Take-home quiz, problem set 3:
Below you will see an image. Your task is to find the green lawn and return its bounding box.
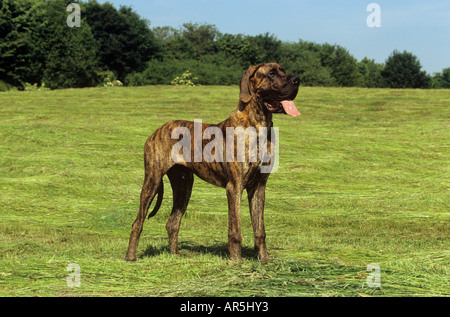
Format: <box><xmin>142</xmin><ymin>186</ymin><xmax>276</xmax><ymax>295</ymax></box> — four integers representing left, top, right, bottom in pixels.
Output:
<box><xmin>0</xmin><ymin>86</ymin><xmax>448</xmax><ymax>297</ymax></box>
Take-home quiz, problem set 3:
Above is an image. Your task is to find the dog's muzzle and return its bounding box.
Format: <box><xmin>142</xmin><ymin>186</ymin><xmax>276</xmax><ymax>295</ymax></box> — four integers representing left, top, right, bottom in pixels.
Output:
<box><xmin>264</xmin><ymin>76</ymin><xmax>301</xmax><ymax>117</ymax></box>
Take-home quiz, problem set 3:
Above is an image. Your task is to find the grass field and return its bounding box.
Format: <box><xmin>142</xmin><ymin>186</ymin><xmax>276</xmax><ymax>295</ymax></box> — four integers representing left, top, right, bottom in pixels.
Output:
<box><xmin>0</xmin><ymin>85</ymin><xmax>448</xmax><ymax>297</ymax></box>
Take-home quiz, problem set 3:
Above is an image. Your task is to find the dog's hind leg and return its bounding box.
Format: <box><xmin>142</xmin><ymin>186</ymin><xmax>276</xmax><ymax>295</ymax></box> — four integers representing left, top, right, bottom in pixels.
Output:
<box><xmin>247</xmin><ymin>183</ymin><xmax>270</xmax><ymax>263</ymax></box>
<box><xmin>125</xmin><ymin>171</ymin><xmax>164</xmax><ymax>261</ymax></box>
<box><xmin>166</xmin><ymin>165</ymin><xmax>194</xmax><ymax>255</ymax></box>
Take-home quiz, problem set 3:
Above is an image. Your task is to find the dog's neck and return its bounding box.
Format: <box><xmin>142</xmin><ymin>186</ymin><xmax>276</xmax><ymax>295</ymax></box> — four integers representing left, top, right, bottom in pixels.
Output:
<box><xmin>232</xmin><ymin>98</ymin><xmax>273</xmax><ymax>129</ymax></box>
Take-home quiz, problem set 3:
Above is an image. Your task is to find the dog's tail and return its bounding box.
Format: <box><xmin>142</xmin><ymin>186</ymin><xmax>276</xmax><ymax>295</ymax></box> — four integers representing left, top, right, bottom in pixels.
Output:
<box><xmin>148</xmin><ymin>182</ymin><xmax>164</xmax><ymax>219</ymax></box>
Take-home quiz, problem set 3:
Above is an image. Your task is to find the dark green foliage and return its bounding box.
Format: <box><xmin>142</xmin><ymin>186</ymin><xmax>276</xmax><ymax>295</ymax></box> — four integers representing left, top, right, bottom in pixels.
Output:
<box><xmin>42</xmin><ymin>0</ymin><xmax>99</xmax><ymax>89</ymax></box>
<box><xmin>181</xmin><ymin>23</ymin><xmax>219</xmax><ymax>59</ymax></box>
<box><xmin>0</xmin><ymin>0</ymin><xmax>101</xmax><ymax>89</ymax></box>
<box><xmin>357</xmin><ymin>58</ymin><xmax>384</xmax><ymax>88</ymax></box>
<box><xmin>0</xmin><ymin>0</ymin><xmax>47</xmax><ymax>87</ymax></box>
<box><xmin>246</xmin><ymin>33</ymin><xmax>282</xmax><ymax>65</ymax></box>
<box><xmin>431</xmin><ymin>68</ymin><xmax>450</xmax><ymax>89</ymax></box>
<box><xmin>442</xmin><ymin>68</ymin><xmax>450</xmax><ymax>88</ymax></box>
<box><xmin>0</xmin><ymin>0</ymin><xmax>160</xmax><ymax>89</ymax></box>
<box><xmin>213</xmin><ymin>33</ymin><xmax>254</xmax><ymax>67</ymax></box>
<box><xmin>318</xmin><ymin>43</ymin><xmax>363</xmax><ymax>87</ymax></box>
<box><xmin>125</xmin><ymin>59</ymin><xmax>242</xmax><ymax>86</ymax></box>
<box><xmin>278</xmin><ymin>42</ymin><xmax>335</xmax><ymax>87</ymax></box>
<box><xmin>83</xmin><ymin>1</ymin><xmax>161</xmax><ymax>81</ymax></box>
<box><xmin>381</xmin><ymin>50</ymin><xmax>431</xmax><ymax>88</ymax></box>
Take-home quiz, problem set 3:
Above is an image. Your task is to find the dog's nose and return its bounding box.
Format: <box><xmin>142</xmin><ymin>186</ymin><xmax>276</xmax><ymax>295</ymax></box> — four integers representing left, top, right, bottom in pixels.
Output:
<box><xmin>290</xmin><ymin>76</ymin><xmax>300</xmax><ymax>86</ymax></box>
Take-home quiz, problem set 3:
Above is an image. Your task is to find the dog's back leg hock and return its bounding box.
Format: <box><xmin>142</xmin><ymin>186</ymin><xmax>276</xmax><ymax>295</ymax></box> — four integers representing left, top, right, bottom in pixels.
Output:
<box><xmin>125</xmin><ymin>173</ymin><xmax>163</xmax><ymax>261</ymax></box>
<box><xmin>166</xmin><ymin>165</ymin><xmax>194</xmax><ymax>255</ymax></box>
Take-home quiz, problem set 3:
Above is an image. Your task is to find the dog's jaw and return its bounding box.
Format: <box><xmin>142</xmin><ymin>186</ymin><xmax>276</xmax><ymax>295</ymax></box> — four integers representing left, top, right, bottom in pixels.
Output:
<box><xmin>264</xmin><ymin>100</ymin><xmax>300</xmax><ymax>117</ymax></box>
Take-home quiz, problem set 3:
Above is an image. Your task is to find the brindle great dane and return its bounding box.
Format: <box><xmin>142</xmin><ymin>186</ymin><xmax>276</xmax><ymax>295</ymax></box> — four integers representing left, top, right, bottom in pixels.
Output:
<box><xmin>125</xmin><ymin>63</ymin><xmax>300</xmax><ymax>263</ymax></box>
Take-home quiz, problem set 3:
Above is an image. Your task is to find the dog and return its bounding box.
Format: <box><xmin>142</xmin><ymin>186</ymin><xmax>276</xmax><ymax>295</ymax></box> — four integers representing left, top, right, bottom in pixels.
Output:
<box><xmin>125</xmin><ymin>63</ymin><xmax>300</xmax><ymax>263</ymax></box>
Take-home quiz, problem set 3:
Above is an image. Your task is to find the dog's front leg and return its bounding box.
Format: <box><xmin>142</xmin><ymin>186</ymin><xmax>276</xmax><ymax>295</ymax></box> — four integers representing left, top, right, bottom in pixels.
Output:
<box><xmin>226</xmin><ymin>182</ymin><xmax>243</xmax><ymax>262</ymax></box>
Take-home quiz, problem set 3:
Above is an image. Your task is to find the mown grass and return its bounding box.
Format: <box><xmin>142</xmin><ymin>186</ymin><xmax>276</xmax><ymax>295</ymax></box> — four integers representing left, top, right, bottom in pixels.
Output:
<box><xmin>0</xmin><ymin>86</ymin><xmax>448</xmax><ymax>297</ymax></box>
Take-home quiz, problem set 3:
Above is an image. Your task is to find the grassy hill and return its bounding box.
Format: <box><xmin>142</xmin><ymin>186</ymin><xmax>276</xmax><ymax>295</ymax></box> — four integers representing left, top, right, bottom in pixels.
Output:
<box><xmin>0</xmin><ymin>86</ymin><xmax>448</xmax><ymax>297</ymax></box>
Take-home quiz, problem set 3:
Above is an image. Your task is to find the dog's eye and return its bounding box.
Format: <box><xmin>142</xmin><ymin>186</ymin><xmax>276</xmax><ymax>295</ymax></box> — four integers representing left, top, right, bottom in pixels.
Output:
<box><xmin>268</xmin><ymin>69</ymin><xmax>277</xmax><ymax>77</ymax></box>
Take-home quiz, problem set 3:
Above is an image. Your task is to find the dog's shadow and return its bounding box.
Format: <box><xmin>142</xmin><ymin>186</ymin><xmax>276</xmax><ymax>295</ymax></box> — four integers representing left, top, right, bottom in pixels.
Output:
<box><xmin>141</xmin><ymin>241</ymin><xmax>257</xmax><ymax>260</ymax></box>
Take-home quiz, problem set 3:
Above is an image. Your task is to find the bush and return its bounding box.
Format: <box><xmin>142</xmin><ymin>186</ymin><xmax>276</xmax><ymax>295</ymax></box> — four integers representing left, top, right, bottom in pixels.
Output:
<box><xmin>23</xmin><ymin>83</ymin><xmax>50</xmax><ymax>91</ymax></box>
<box><xmin>171</xmin><ymin>70</ymin><xmax>198</xmax><ymax>86</ymax></box>
<box><xmin>0</xmin><ymin>81</ymin><xmax>17</xmax><ymax>92</ymax></box>
<box><xmin>125</xmin><ymin>59</ymin><xmax>243</xmax><ymax>86</ymax></box>
<box><xmin>98</xmin><ymin>71</ymin><xmax>123</xmax><ymax>87</ymax></box>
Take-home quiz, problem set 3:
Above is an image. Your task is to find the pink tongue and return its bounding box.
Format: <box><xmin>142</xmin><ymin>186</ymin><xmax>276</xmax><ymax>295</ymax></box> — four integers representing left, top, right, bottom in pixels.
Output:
<box><xmin>281</xmin><ymin>100</ymin><xmax>301</xmax><ymax>117</ymax></box>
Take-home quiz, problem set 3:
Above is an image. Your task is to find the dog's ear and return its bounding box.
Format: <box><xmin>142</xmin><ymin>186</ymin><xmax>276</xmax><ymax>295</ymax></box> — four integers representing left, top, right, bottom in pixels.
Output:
<box><xmin>239</xmin><ymin>64</ymin><xmax>261</xmax><ymax>111</ymax></box>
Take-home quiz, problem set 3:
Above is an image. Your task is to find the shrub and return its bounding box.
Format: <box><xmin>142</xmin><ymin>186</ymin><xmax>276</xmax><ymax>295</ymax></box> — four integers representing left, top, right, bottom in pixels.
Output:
<box><xmin>170</xmin><ymin>70</ymin><xmax>198</xmax><ymax>86</ymax></box>
<box><xmin>0</xmin><ymin>81</ymin><xmax>17</xmax><ymax>92</ymax></box>
<box><xmin>23</xmin><ymin>83</ymin><xmax>50</xmax><ymax>91</ymax></box>
<box><xmin>125</xmin><ymin>59</ymin><xmax>243</xmax><ymax>86</ymax></box>
<box><xmin>98</xmin><ymin>71</ymin><xmax>123</xmax><ymax>87</ymax></box>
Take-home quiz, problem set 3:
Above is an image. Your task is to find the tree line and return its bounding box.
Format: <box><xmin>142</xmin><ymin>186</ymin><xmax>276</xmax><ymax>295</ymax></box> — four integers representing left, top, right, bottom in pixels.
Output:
<box><xmin>1</xmin><ymin>0</ymin><xmax>449</xmax><ymax>91</ymax></box>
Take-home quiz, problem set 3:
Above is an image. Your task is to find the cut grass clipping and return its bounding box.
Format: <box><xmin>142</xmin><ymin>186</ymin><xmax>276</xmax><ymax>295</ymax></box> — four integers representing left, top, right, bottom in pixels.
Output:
<box><xmin>0</xmin><ymin>86</ymin><xmax>448</xmax><ymax>296</ymax></box>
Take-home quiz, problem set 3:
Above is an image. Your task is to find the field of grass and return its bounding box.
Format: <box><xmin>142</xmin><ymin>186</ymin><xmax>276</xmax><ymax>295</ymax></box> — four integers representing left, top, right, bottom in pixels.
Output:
<box><xmin>0</xmin><ymin>85</ymin><xmax>448</xmax><ymax>297</ymax></box>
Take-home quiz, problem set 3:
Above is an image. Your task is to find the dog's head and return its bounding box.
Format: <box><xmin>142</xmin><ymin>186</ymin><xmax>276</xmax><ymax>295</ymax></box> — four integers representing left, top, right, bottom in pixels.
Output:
<box><xmin>239</xmin><ymin>63</ymin><xmax>300</xmax><ymax>117</ymax></box>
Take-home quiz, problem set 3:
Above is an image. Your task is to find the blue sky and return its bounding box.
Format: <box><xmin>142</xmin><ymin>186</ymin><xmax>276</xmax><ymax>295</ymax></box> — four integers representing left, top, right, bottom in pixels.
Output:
<box><xmin>98</xmin><ymin>0</ymin><xmax>450</xmax><ymax>74</ymax></box>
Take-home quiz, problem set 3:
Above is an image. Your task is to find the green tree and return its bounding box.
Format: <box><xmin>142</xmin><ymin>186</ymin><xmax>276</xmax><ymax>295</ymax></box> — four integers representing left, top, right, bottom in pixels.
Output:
<box><xmin>319</xmin><ymin>43</ymin><xmax>363</xmax><ymax>87</ymax></box>
<box><xmin>0</xmin><ymin>0</ymin><xmax>46</xmax><ymax>87</ymax></box>
<box><xmin>431</xmin><ymin>73</ymin><xmax>442</xmax><ymax>89</ymax></box>
<box><xmin>182</xmin><ymin>23</ymin><xmax>219</xmax><ymax>59</ymax></box>
<box><xmin>246</xmin><ymin>33</ymin><xmax>282</xmax><ymax>65</ymax></box>
<box><xmin>42</xmin><ymin>0</ymin><xmax>99</xmax><ymax>89</ymax></box>
<box><xmin>431</xmin><ymin>68</ymin><xmax>450</xmax><ymax>89</ymax></box>
<box><xmin>381</xmin><ymin>50</ymin><xmax>431</xmax><ymax>88</ymax></box>
<box><xmin>442</xmin><ymin>68</ymin><xmax>450</xmax><ymax>88</ymax></box>
<box><xmin>279</xmin><ymin>42</ymin><xmax>334</xmax><ymax>86</ymax></box>
<box><xmin>358</xmin><ymin>57</ymin><xmax>384</xmax><ymax>88</ymax></box>
<box><xmin>153</xmin><ymin>26</ymin><xmax>193</xmax><ymax>60</ymax></box>
<box><xmin>83</xmin><ymin>1</ymin><xmax>161</xmax><ymax>81</ymax></box>
<box><xmin>213</xmin><ymin>33</ymin><xmax>257</xmax><ymax>68</ymax></box>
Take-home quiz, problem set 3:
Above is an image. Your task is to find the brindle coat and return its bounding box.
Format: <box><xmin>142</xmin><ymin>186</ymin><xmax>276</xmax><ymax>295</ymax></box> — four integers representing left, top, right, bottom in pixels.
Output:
<box><xmin>125</xmin><ymin>63</ymin><xmax>300</xmax><ymax>263</ymax></box>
